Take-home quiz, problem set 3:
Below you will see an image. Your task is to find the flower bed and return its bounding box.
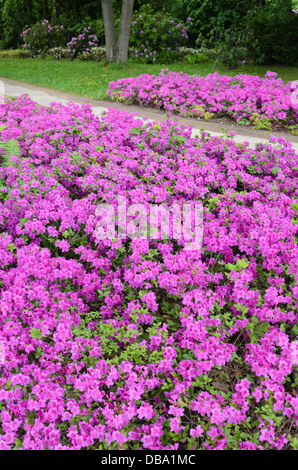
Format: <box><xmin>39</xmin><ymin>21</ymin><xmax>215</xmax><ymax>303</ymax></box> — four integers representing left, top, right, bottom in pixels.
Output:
<box><xmin>0</xmin><ymin>96</ymin><xmax>298</xmax><ymax>450</ymax></box>
<box><xmin>107</xmin><ymin>70</ymin><xmax>298</xmax><ymax>134</ymax></box>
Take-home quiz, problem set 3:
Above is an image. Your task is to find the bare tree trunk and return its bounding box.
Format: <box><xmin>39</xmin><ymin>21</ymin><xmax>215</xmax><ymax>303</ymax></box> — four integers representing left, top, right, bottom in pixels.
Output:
<box><xmin>116</xmin><ymin>0</ymin><xmax>135</xmax><ymax>64</ymax></box>
<box><xmin>101</xmin><ymin>0</ymin><xmax>117</xmax><ymax>62</ymax></box>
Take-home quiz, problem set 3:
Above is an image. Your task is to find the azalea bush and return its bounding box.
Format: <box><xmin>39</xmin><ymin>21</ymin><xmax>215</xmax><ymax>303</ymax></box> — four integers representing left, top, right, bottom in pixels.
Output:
<box><xmin>21</xmin><ymin>19</ymin><xmax>64</xmax><ymax>56</ymax></box>
<box><xmin>0</xmin><ymin>95</ymin><xmax>297</xmax><ymax>450</ymax></box>
<box><xmin>108</xmin><ymin>70</ymin><xmax>298</xmax><ymax>133</ymax></box>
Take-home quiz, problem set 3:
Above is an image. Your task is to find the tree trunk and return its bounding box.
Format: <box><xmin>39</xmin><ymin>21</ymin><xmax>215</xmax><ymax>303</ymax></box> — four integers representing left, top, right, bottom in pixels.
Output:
<box><xmin>116</xmin><ymin>0</ymin><xmax>135</xmax><ymax>64</ymax></box>
<box><xmin>101</xmin><ymin>0</ymin><xmax>117</xmax><ymax>62</ymax></box>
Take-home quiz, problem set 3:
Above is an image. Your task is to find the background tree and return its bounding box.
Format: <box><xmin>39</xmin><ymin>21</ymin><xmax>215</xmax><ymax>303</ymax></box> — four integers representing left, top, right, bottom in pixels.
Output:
<box><xmin>101</xmin><ymin>0</ymin><xmax>134</xmax><ymax>64</ymax></box>
<box><xmin>0</xmin><ymin>0</ymin><xmax>297</xmax><ymax>66</ymax></box>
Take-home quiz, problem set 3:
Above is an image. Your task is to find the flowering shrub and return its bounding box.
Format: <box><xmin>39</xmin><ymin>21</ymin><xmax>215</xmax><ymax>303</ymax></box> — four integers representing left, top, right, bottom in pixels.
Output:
<box><xmin>67</xmin><ymin>27</ymin><xmax>99</xmax><ymax>58</ymax></box>
<box><xmin>179</xmin><ymin>46</ymin><xmax>216</xmax><ymax>60</ymax></box>
<box><xmin>247</xmin><ymin>4</ymin><xmax>298</xmax><ymax>66</ymax></box>
<box><xmin>21</xmin><ymin>20</ymin><xmax>64</xmax><ymax>56</ymax></box>
<box><xmin>178</xmin><ymin>47</ymin><xmax>217</xmax><ymax>65</ymax></box>
<box><xmin>48</xmin><ymin>47</ymin><xmax>74</xmax><ymax>61</ymax></box>
<box><xmin>47</xmin><ymin>46</ymin><xmax>107</xmax><ymax>62</ymax></box>
<box><xmin>211</xmin><ymin>26</ymin><xmax>263</xmax><ymax>69</ymax></box>
<box><xmin>0</xmin><ymin>49</ymin><xmax>32</xmax><ymax>59</ymax></box>
<box><xmin>184</xmin><ymin>53</ymin><xmax>209</xmax><ymax>65</ymax></box>
<box><xmin>77</xmin><ymin>47</ymin><xmax>107</xmax><ymax>62</ymax></box>
<box><xmin>129</xmin><ymin>5</ymin><xmax>192</xmax><ymax>64</ymax></box>
<box><xmin>0</xmin><ymin>95</ymin><xmax>297</xmax><ymax>450</ymax></box>
<box><xmin>108</xmin><ymin>70</ymin><xmax>298</xmax><ymax>133</ymax></box>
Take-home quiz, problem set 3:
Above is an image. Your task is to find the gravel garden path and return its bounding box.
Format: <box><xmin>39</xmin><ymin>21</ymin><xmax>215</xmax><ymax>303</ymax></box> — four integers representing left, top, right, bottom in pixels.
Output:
<box><xmin>1</xmin><ymin>76</ymin><xmax>298</xmax><ymax>152</ymax></box>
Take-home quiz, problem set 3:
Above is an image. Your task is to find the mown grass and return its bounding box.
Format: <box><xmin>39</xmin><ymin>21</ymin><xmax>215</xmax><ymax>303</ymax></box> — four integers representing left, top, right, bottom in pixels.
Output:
<box><xmin>0</xmin><ymin>55</ymin><xmax>297</xmax><ymax>101</ymax></box>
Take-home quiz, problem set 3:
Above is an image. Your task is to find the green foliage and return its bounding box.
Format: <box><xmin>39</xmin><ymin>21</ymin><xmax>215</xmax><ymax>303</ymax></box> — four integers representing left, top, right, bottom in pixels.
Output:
<box><xmin>77</xmin><ymin>47</ymin><xmax>107</xmax><ymax>62</ymax></box>
<box><xmin>0</xmin><ymin>0</ymin><xmax>37</xmax><ymax>49</ymax></box>
<box><xmin>211</xmin><ymin>25</ymin><xmax>262</xmax><ymax>69</ymax></box>
<box><xmin>0</xmin><ymin>0</ymin><xmax>297</xmax><ymax>68</ymax></box>
<box><xmin>72</xmin><ymin>311</ymin><xmax>169</xmax><ymax>367</ymax></box>
<box><xmin>178</xmin><ymin>46</ymin><xmax>217</xmax><ymax>62</ymax></box>
<box><xmin>182</xmin><ymin>0</ymin><xmax>251</xmax><ymax>47</ymax></box>
<box><xmin>247</xmin><ymin>1</ymin><xmax>298</xmax><ymax>66</ymax></box>
<box><xmin>226</xmin><ymin>258</ymin><xmax>249</xmax><ymax>272</ymax></box>
<box><xmin>0</xmin><ymin>0</ymin><xmax>105</xmax><ymax>50</ymax></box>
<box><xmin>78</xmin><ymin>47</ymin><xmax>106</xmax><ymax>62</ymax></box>
<box><xmin>29</xmin><ymin>327</ymin><xmax>43</xmax><ymax>340</ymax></box>
<box><xmin>289</xmin><ymin>124</ymin><xmax>298</xmax><ymax>135</ymax></box>
<box><xmin>57</xmin><ymin>15</ymin><xmax>104</xmax><ymax>47</ymax></box>
<box><xmin>129</xmin><ymin>4</ymin><xmax>190</xmax><ymax>64</ymax></box>
<box><xmin>0</xmin><ymin>48</ymin><xmax>31</xmax><ymax>58</ymax></box>
<box><xmin>184</xmin><ymin>52</ymin><xmax>209</xmax><ymax>64</ymax></box>
<box><xmin>246</xmin><ymin>316</ymin><xmax>270</xmax><ymax>343</ymax></box>
<box><xmin>21</xmin><ymin>19</ymin><xmax>64</xmax><ymax>56</ymax></box>
<box><xmin>250</xmin><ymin>112</ymin><xmax>273</xmax><ymax>130</ymax></box>
<box><xmin>0</xmin><ymin>125</ymin><xmax>21</xmax><ymax>167</ymax></box>
<box><xmin>47</xmin><ymin>47</ymin><xmax>74</xmax><ymax>60</ymax></box>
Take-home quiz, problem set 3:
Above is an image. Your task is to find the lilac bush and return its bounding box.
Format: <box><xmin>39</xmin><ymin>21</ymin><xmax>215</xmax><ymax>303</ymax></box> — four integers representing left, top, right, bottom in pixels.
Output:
<box><xmin>0</xmin><ymin>95</ymin><xmax>297</xmax><ymax>450</ymax></box>
<box><xmin>108</xmin><ymin>70</ymin><xmax>298</xmax><ymax>133</ymax></box>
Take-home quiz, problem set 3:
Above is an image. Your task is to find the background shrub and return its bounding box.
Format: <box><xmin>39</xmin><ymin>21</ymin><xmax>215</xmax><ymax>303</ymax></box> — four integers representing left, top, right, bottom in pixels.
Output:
<box><xmin>183</xmin><ymin>51</ymin><xmax>210</xmax><ymax>64</ymax></box>
<box><xmin>0</xmin><ymin>48</ymin><xmax>32</xmax><ymax>59</ymax></box>
<box><xmin>129</xmin><ymin>4</ymin><xmax>191</xmax><ymax>64</ymax></box>
<box><xmin>0</xmin><ymin>0</ymin><xmax>297</xmax><ymax>67</ymax></box>
<box><xmin>160</xmin><ymin>0</ymin><xmax>250</xmax><ymax>49</ymax></box>
<box><xmin>76</xmin><ymin>46</ymin><xmax>106</xmax><ymax>62</ymax></box>
<box><xmin>59</xmin><ymin>17</ymin><xmax>105</xmax><ymax>47</ymax></box>
<box><xmin>47</xmin><ymin>47</ymin><xmax>74</xmax><ymax>60</ymax></box>
<box><xmin>210</xmin><ymin>25</ymin><xmax>263</xmax><ymax>69</ymax></box>
<box><xmin>179</xmin><ymin>46</ymin><xmax>217</xmax><ymax>63</ymax></box>
<box><xmin>247</xmin><ymin>4</ymin><xmax>298</xmax><ymax>66</ymax></box>
<box><xmin>21</xmin><ymin>19</ymin><xmax>64</xmax><ymax>56</ymax></box>
<box><xmin>67</xmin><ymin>27</ymin><xmax>99</xmax><ymax>58</ymax></box>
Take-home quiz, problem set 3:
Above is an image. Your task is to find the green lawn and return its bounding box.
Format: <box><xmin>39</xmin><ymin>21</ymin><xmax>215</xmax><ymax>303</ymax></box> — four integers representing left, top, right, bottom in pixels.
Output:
<box><xmin>0</xmin><ymin>56</ymin><xmax>298</xmax><ymax>100</ymax></box>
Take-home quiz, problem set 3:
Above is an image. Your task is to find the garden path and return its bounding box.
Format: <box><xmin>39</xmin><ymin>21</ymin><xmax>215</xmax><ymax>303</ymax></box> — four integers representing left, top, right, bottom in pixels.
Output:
<box><xmin>1</xmin><ymin>76</ymin><xmax>298</xmax><ymax>152</ymax></box>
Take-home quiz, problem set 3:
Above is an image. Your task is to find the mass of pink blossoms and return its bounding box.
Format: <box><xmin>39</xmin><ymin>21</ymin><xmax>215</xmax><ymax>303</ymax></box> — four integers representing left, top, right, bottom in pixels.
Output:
<box><xmin>108</xmin><ymin>70</ymin><xmax>298</xmax><ymax>131</ymax></box>
<box><xmin>0</xmin><ymin>95</ymin><xmax>297</xmax><ymax>450</ymax></box>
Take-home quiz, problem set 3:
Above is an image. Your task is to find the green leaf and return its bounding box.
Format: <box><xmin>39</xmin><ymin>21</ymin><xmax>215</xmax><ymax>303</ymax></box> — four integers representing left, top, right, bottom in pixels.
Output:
<box><xmin>29</xmin><ymin>327</ymin><xmax>42</xmax><ymax>340</ymax></box>
<box><xmin>0</xmin><ymin>139</ymin><xmax>21</xmax><ymax>167</ymax></box>
<box><xmin>19</xmin><ymin>218</ymin><xmax>28</xmax><ymax>228</ymax></box>
<box><xmin>13</xmin><ymin>438</ymin><xmax>22</xmax><ymax>450</ymax></box>
<box><xmin>226</xmin><ymin>258</ymin><xmax>249</xmax><ymax>272</ymax></box>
